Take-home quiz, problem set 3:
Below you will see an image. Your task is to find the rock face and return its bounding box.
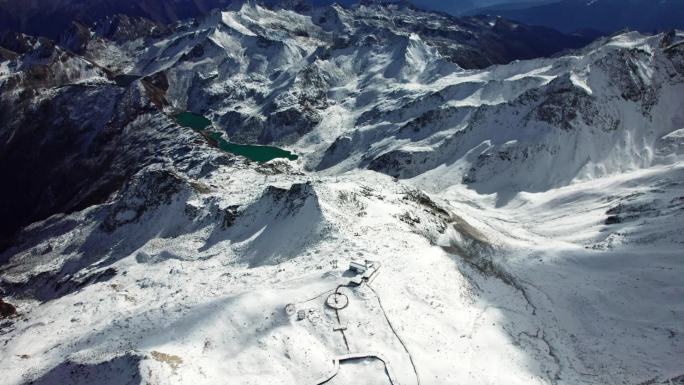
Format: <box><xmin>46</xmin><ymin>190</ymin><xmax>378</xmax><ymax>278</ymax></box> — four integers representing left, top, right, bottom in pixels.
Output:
<box><xmin>0</xmin><ymin>6</ymin><xmax>682</xmax><ymax>248</ymax></box>
<box><xmin>0</xmin><ymin>0</ymin><xmax>234</xmax><ymax>39</ymax></box>
<box><xmin>0</xmin><ymin>2</ymin><xmax>608</xmax><ymax>247</ymax></box>
<box><xmin>0</xmin><ymin>7</ymin><xmax>683</xmax><ymax>385</ymax></box>
<box><xmin>362</xmin><ymin>32</ymin><xmax>684</xmax><ymax>196</ymax></box>
<box><xmin>0</xmin><ymin>33</ymin><xmax>223</xmax><ymax>249</ymax></box>
<box><xmin>350</xmin><ymin>5</ymin><xmax>594</xmax><ymax>69</ymax></box>
<box><xmin>101</xmin><ymin>168</ymin><xmax>190</xmax><ymax>233</ymax></box>
<box><xmin>0</xmin><ymin>79</ymin><xmax>211</xmax><ymax>249</ymax></box>
<box><xmin>93</xmin><ymin>14</ymin><xmax>170</xmax><ymax>43</ymax></box>
<box><xmin>0</xmin><ymin>298</ymin><xmax>16</xmax><ymax>318</ymax></box>
<box><xmin>22</xmin><ymin>354</ymin><xmax>142</xmax><ymax>385</ymax></box>
<box><xmin>0</xmin><ymin>4</ymin><xmax>682</xmax><ymax>248</ymax></box>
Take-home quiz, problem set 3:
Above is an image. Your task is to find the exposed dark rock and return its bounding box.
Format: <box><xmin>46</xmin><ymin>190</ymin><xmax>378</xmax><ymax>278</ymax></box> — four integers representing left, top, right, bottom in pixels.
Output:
<box><xmin>605</xmin><ymin>215</ymin><xmax>624</xmax><ymax>225</ymax></box>
<box><xmin>93</xmin><ymin>14</ymin><xmax>170</xmax><ymax>42</ymax></box>
<box><xmin>0</xmin><ymin>52</ymin><xmax>212</xmax><ymax>250</ymax></box>
<box><xmin>402</xmin><ymin>189</ymin><xmax>450</xmax><ymax>218</ymax></box>
<box><xmin>59</xmin><ymin>21</ymin><xmax>91</xmax><ymax>54</ymax></box>
<box><xmin>368</xmin><ymin>150</ymin><xmax>420</xmax><ymax>179</ymax></box>
<box><xmin>0</xmin><ymin>298</ymin><xmax>16</xmax><ymax>318</ymax></box>
<box><xmin>101</xmin><ymin>168</ymin><xmax>188</xmax><ymax>232</ymax></box>
<box><xmin>257</xmin><ymin>159</ymin><xmax>301</xmax><ymax>175</ymax></box>
<box><xmin>143</xmin><ymin>71</ymin><xmax>169</xmax><ymax>92</ymax></box>
<box><xmin>221</xmin><ymin>205</ymin><xmax>241</xmax><ymax>229</ymax></box>
<box><xmin>0</xmin><ymin>0</ymin><xmax>231</xmax><ymax>40</ymax></box>
<box><xmin>0</xmin><ymin>31</ymin><xmax>37</xmax><ymax>55</ymax></box>
<box><xmin>179</xmin><ymin>44</ymin><xmax>205</xmax><ymax>62</ymax></box>
<box><xmin>23</xmin><ymin>354</ymin><xmax>142</xmax><ymax>385</ymax></box>
<box><xmin>317</xmin><ymin>136</ymin><xmax>354</xmax><ymax>171</ymax></box>
<box><xmin>261</xmin><ymin>182</ymin><xmax>318</xmax><ymax>217</ymax></box>
<box><xmin>0</xmin><ymin>46</ymin><xmax>18</xmax><ymax>61</ymax></box>
<box><xmin>53</xmin><ymin>268</ymin><xmax>118</xmax><ymax>298</ymax></box>
<box><xmin>329</xmin><ymin>3</ymin><xmax>595</xmax><ymax>70</ymax></box>
<box><xmin>595</xmin><ymin>48</ymin><xmax>658</xmax><ymax>112</ymax></box>
<box><xmin>141</xmin><ymin>72</ymin><xmax>170</xmax><ymax>108</ymax></box>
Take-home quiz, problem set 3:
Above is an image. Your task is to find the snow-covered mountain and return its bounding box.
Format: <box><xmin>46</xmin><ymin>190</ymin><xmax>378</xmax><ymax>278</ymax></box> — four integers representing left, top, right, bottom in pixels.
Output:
<box><xmin>408</xmin><ymin>0</ymin><xmax>558</xmax><ymax>16</ymax></box>
<box><xmin>0</xmin><ymin>2</ymin><xmax>595</xmax><ymax>244</ymax></box>
<box><xmin>0</xmin><ymin>0</ymin><xmax>236</xmax><ymax>39</ymax></box>
<box><xmin>0</xmin><ymin>2</ymin><xmax>683</xmax><ymax>385</ymax></box>
<box><xmin>470</xmin><ymin>0</ymin><xmax>684</xmax><ymax>33</ymax></box>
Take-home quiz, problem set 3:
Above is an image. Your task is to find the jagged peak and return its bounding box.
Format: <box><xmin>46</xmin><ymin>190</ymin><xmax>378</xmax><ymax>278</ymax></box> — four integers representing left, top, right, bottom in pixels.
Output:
<box><xmin>93</xmin><ymin>14</ymin><xmax>170</xmax><ymax>42</ymax></box>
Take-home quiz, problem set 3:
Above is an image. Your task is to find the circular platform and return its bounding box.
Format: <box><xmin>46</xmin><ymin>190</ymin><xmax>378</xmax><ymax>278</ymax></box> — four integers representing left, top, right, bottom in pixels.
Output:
<box><xmin>326</xmin><ymin>293</ymin><xmax>349</xmax><ymax>310</ymax></box>
<box><xmin>285</xmin><ymin>303</ymin><xmax>296</xmax><ymax>315</ymax></box>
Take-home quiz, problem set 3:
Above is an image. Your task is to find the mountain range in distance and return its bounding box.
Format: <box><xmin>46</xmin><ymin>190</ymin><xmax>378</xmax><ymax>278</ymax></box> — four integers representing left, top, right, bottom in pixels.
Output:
<box><xmin>467</xmin><ymin>0</ymin><xmax>684</xmax><ymax>33</ymax></box>
<box><xmin>0</xmin><ymin>0</ymin><xmax>683</xmax><ymax>384</ymax></box>
<box><xmin>0</xmin><ymin>1</ymin><xmax>598</xmax><ymax>246</ymax></box>
<box><xmin>1</xmin><ymin>0</ymin><xmax>683</xmax><ymax>41</ymax></box>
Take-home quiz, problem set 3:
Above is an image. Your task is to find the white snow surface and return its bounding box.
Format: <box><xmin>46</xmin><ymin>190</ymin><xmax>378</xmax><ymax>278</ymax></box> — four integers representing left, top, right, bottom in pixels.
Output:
<box><xmin>1</xmin><ymin>164</ymin><xmax>682</xmax><ymax>385</ymax></box>
<box><xmin>1</xmin><ymin>6</ymin><xmax>683</xmax><ymax>385</ymax></box>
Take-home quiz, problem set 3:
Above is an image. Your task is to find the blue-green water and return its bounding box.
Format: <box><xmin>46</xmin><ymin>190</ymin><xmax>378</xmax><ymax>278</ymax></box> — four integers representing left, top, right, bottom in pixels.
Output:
<box><xmin>175</xmin><ymin>112</ymin><xmax>212</xmax><ymax>130</ymax></box>
<box><xmin>174</xmin><ymin>112</ymin><xmax>298</xmax><ymax>163</ymax></box>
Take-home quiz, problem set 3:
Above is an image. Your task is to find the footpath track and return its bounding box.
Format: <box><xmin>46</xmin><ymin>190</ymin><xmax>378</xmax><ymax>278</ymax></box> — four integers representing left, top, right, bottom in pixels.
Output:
<box><xmin>305</xmin><ymin>262</ymin><xmax>421</xmax><ymax>385</ymax></box>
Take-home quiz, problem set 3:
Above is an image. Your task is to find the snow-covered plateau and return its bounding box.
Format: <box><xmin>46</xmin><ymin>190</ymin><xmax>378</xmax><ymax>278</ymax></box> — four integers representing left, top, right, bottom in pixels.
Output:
<box><xmin>0</xmin><ymin>3</ymin><xmax>683</xmax><ymax>385</ymax></box>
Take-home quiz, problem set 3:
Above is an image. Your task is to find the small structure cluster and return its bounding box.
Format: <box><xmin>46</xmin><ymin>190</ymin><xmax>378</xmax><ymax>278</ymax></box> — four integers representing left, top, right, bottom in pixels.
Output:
<box><xmin>349</xmin><ymin>261</ymin><xmax>368</xmax><ymax>274</ymax></box>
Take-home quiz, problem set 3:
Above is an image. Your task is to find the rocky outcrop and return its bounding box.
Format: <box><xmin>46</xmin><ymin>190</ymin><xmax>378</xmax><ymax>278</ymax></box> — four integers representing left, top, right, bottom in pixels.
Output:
<box><xmin>394</xmin><ymin>11</ymin><xmax>594</xmax><ymax>69</ymax></box>
<box><xmin>101</xmin><ymin>168</ymin><xmax>189</xmax><ymax>232</ymax></box>
<box><xmin>0</xmin><ymin>54</ymin><xmax>211</xmax><ymax>249</ymax></box>
<box><xmin>23</xmin><ymin>354</ymin><xmax>142</xmax><ymax>385</ymax></box>
<box><xmin>93</xmin><ymin>14</ymin><xmax>170</xmax><ymax>42</ymax></box>
<box><xmin>0</xmin><ymin>298</ymin><xmax>16</xmax><ymax>318</ymax></box>
<box><xmin>59</xmin><ymin>21</ymin><xmax>92</xmax><ymax>54</ymax></box>
<box><xmin>0</xmin><ymin>0</ymin><xmax>232</xmax><ymax>39</ymax></box>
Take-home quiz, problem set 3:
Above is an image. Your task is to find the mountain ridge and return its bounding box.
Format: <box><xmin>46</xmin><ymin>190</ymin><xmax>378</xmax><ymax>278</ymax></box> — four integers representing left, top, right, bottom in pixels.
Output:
<box><xmin>0</xmin><ymin>3</ymin><xmax>683</xmax><ymax>385</ymax></box>
<box><xmin>468</xmin><ymin>0</ymin><xmax>684</xmax><ymax>33</ymax></box>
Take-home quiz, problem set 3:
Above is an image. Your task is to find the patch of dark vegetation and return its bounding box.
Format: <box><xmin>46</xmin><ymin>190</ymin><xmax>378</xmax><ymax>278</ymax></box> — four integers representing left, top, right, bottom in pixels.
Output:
<box><xmin>359</xmin><ymin>185</ymin><xmax>377</xmax><ymax>199</ymax></box>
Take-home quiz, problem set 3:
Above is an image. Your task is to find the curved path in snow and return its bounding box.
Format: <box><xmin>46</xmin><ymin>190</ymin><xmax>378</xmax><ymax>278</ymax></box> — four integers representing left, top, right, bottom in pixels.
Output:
<box><xmin>311</xmin><ymin>262</ymin><xmax>421</xmax><ymax>385</ymax></box>
<box><xmin>314</xmin><ymin>352</ymin><xmax>398</xmax><ymax>385</ymax></box>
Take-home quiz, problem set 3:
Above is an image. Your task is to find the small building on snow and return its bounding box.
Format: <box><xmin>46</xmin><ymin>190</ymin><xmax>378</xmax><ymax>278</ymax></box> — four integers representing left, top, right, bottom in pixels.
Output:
<box><xmin>349</xmin><ymin>261</ymin><xmax>368</xmax><ymax>274</ymax></box>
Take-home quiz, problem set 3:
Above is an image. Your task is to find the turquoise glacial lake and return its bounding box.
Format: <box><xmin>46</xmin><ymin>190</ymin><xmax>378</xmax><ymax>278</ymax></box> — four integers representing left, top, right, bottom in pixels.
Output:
<box><xmin>174</xmin><ymin>112</ymin><xmax>298</xmax><ymax>163</ymax></box>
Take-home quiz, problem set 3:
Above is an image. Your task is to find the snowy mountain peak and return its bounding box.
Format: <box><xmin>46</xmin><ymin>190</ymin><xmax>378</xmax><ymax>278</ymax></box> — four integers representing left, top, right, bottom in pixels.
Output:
<box><xmin>0</xmin><ymin>4</ymin><xmax>683</xmax><ymax>385</ymax></box>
